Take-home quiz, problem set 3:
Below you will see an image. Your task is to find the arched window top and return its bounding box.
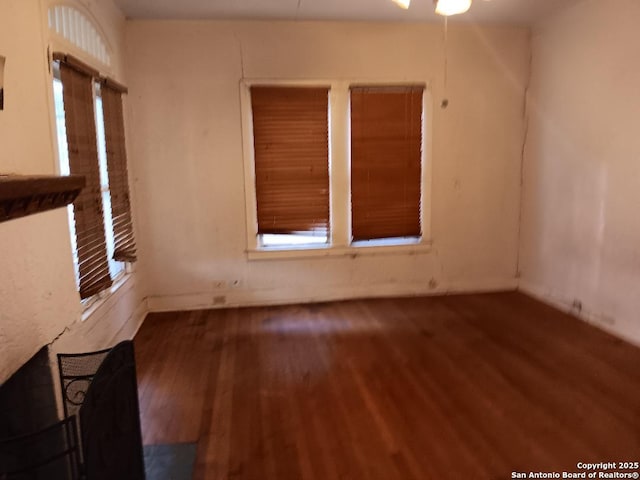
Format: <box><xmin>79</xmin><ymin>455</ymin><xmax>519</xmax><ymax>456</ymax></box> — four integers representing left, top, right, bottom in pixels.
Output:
<box><xmin>48</xmin><ymin>5</ymin><xmax>111</xmax><ymax>67</ymax></box>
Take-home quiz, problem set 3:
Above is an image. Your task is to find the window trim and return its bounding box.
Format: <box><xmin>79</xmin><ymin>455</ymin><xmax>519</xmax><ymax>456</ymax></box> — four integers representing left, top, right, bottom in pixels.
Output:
<box><xmin>240</xmin><ymin>78</ymin><xmax>434</xmax><ymax>260</ymax></box>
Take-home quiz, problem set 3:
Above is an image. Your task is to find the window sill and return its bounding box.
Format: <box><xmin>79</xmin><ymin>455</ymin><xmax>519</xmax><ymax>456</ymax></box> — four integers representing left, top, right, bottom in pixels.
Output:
<box><xmin>247</xmin><ymin>239</ymin><xmax>433</xmax><ymax>261</ymax></box>
<box><xmin>81</xmin><ymin>272</ymin><xmax>132</xmax><ymax>322</ymax></box>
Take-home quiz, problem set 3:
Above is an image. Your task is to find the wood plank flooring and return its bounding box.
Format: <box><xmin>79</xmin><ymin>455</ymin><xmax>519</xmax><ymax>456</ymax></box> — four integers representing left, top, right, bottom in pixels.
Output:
<box><xmin>134</xmin><ymin>292</ymin><xmax>640</xmax><ymax>480</ymax></box>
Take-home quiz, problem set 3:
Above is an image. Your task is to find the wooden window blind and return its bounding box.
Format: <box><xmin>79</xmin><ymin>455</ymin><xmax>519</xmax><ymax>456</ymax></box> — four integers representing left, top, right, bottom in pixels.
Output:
<box><xmin>250</xmin><ymin>86</ymin><xmax>330</xmax><ymax>236</ymax></box>
<box><xmin>350</xmin><ymin>86</ymin><xmax>423</xmax><ymax>241</ymax></box>
<box><xmin>101</xmin><ymin>79</ymin><xmax>137</xmax><ymax>262</ymax></box>
<box><xmin>59</xmin><ymin>60</ymin><xmax>112</xmax><ymax>299</ymax></box>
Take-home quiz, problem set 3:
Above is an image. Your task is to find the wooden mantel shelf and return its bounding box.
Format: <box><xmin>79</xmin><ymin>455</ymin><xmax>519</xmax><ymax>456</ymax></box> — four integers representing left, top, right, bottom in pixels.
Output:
<box><xmin>0</xmin><ymin>175</ymin><xmax>85</xmax><ymax>223</ymax></box>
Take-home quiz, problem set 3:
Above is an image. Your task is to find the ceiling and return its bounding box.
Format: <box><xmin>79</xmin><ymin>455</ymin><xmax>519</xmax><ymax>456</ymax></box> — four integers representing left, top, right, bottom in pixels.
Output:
<box><xmin>114</xmin><ymin>0</ymin><xmax>583</xmax><ymax>25</ymax></box>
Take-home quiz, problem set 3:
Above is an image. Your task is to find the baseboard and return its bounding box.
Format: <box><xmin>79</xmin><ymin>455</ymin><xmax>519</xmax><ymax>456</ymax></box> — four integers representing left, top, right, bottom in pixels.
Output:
<box><xmin>518</xmin><ymin>279</ymin><xmax>640</xmax><ymax>348</ymax></box>
<box><xmin>147</xmin><ymin>277</ymin><xmax>519</xmax><ymax>313</ymax></box>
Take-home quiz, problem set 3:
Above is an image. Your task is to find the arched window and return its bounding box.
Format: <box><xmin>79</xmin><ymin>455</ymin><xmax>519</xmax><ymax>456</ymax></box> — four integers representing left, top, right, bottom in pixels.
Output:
<box><xmin>48</xmin><ymin>5</ymin><xmax>136</xmax><ymax>304</ymax></box>
<box><xmin>48</xmin><ymin>4</ymin><xmax>111</xmax><ymax>67</ymax></box>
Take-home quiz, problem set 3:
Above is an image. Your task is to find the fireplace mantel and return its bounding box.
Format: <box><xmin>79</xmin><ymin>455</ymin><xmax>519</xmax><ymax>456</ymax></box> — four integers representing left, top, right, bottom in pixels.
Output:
<box><xmin>0</xmin><ymin>174</ymin><xmax>85</xmax><ymax>223</ymax></box>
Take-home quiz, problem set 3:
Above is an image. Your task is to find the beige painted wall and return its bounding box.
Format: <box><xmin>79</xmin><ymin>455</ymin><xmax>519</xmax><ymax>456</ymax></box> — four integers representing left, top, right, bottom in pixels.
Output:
<box><xmin>520</xmin><ymin>0</ymin><xmax>640</xmax><ymax>345</ymax></box>
<box><xmin>125</xmin><ymin>20</ymin><xmax>529</xmax><ymax>310</ymax></box>
<box><xmin>0</xmin><ymin>0</ymin><xmax>145</xmax><ymax>383</ymax></box>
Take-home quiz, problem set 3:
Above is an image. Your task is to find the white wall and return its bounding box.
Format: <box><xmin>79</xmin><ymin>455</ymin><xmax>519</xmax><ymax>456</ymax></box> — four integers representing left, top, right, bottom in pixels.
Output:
<box><xmin>0</xmin><ymin>0</ymin><xmax>145</xmax><ymax>384</ymax></box>
<box><xmin>125</xmin><ymin>21</ymin><xmax>530</xmax><ymax>311</ymax></box>
<box><xmin>520</xmin><ymin>0</ymin><xmax>640</xmax><ymax>345</ymax></box>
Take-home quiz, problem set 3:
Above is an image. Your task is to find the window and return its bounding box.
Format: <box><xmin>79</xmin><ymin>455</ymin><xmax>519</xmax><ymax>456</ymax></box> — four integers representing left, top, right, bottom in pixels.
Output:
<box><xmin>242</xmin><ymin>80</ymin><xmax>431</xmax><ymax>257</ymax></box>
<box><xmin>52</xmin><ymin>53</ymin><xmax>136</xmax><ymax>301</ymax></box>
<box><xmin>95</xmin><ymin>91</ymin><xmax>125</xmax><ymax>280</ymax></box>
<box><xmin>350</xmin><ymin>86</ymin><xmax>423</xmax><ymax>242</ymax></box>
<box><xmin>48</xmin><ymin>5</ymin><xmax>111</xmax><ymax>67</ymax></box>
<box><xmin>250</xmin><ymin>86</ymin><xmax>330</xmax><ymax>247</ymax></box>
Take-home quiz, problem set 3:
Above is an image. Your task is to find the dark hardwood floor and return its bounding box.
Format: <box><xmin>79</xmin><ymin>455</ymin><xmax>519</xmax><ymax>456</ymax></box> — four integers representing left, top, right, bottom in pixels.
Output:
<box><xmin>134</xmin><ymin>292</ymin><xmax>640</xmax><ymax>480</ymax></box>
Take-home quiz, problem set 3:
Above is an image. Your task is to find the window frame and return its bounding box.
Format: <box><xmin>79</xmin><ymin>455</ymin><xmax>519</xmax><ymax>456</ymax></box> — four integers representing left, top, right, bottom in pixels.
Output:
<box><xmin>50</xmin><ymin>78</ymin><xmax>135</xmax><ymax>318</ymax></box>
<box><xmin>51</xmin><ymin>63</ymin><xmax>128</xmax><ymax>309</ymax></box>
<box><xmin>250</xmin><ymin>85</ymin><xmax>332</xmax><ymax>245</ymax></box>
<box><xmin>240</xmin><ymin>78</ymin><xmax>434</xmax><ymax>260</ymax></box>
<box><xmin>52</xmin><ymin>75</ymin><xmax>125</xmax><ymax>278</ymax></box>
<box><xmin>94</xmin><ymin>84</ymin><xmax>127</xmax><ymax>281</ymax></box>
